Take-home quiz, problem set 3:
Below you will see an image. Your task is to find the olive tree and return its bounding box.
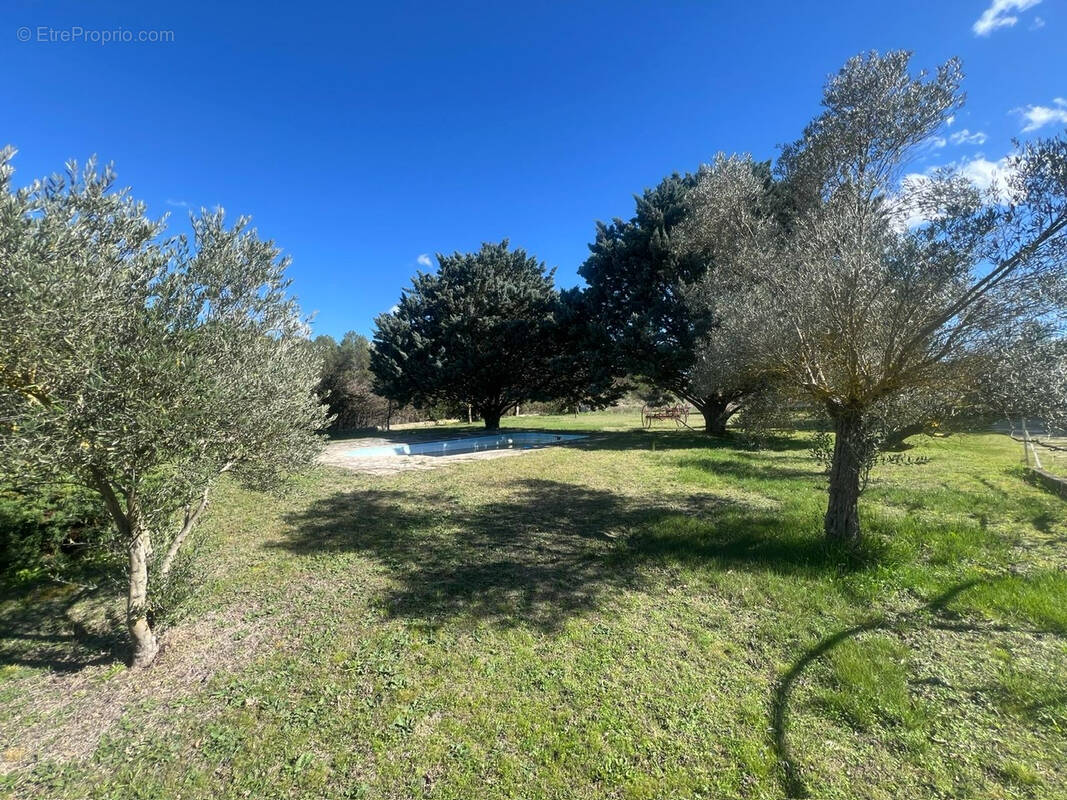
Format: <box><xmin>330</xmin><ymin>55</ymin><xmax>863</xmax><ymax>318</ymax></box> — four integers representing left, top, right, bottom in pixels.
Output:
<box><xmin>764</xmin><ymin>52</ymin><xmax>1067</xmax><ymax>544</ymax></box>
<box><xmin>867</xmin><ymin>381</ymin><xmax>977</xmax><ymax>450</ymax></box>
<box><xmin>673</xmin><ymin>154</ymin><xmax>785</xmax><ymax>429</ymax></box>
<box><xmin>0</xmin><ymin>150</ymin><xmax>328</xmax><ymax>667</ymax></box>
<box><xmin>979</xmin><ymin>322</ymin><xmax>1067</xmax><ymax>443</ymax></box>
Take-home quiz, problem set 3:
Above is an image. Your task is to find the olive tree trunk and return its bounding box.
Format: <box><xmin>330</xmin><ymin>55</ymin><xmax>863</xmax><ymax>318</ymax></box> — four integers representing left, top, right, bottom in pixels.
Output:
<box><xmin>824</xmin><ymin>408</ymin><xmax>865</xmax><ymax>545</ymax></box>
<box><xmin>127</xmin><ymin>527</ymin><xmax>159</xmax><ymax>667</ymax></box>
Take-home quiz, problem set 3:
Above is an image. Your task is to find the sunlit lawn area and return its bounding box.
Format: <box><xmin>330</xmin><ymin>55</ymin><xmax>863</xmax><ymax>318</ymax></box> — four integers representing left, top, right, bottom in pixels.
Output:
<box><xmin>2</xmin><ymin>412</ymin><xmax>1066</xmax><ymax>799</ymax></box>
<box><xmin>1032</xmin><ymin>436</ymin><xmax>1067</xmax><ymax>480</ymax></box>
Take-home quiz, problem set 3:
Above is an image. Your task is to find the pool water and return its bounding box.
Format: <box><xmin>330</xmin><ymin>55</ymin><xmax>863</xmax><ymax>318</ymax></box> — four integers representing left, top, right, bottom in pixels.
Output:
<box><xmin>346</xmin><ymin>432</ymin><xmax>587</xmax><ymax>458</ymax></box>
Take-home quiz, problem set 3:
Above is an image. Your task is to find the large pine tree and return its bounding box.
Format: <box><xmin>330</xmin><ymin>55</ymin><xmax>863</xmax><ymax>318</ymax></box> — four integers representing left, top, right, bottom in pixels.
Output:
<box><xmin>579</xmin><ymin>173</ymin><xmax>740</xmax><ymax>429</ymax></box>
<box><xmin>371</xmin><ymin>241</ymin><xmax>564</xmax><ymax>430</ymax></box>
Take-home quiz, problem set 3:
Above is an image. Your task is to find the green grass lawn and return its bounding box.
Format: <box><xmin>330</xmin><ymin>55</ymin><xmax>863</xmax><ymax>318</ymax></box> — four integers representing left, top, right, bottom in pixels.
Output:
<box><xmin>2</xmin><ymin>412</ymin><xmax>1066</xmax><ymax>799</ymax></box>
<box><xmin>1032</xmin><ymin>436</ymin><xmax>1067</xmax><ymax>480</ymax></box>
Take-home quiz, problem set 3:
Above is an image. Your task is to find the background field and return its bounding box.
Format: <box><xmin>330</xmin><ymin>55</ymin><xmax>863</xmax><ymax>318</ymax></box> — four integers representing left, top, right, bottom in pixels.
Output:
<box><xmin>2</xmin><ymin>413</ymin><xmax>1066</xmax><ymax>799</ymax></box>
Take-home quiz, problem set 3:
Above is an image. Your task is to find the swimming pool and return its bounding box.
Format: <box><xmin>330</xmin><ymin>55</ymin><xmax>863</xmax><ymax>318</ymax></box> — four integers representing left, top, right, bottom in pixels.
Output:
<box><xmin>346</xmin><ymin>432</ymin><xmax>587</xmax><ymax>458</ymax></box>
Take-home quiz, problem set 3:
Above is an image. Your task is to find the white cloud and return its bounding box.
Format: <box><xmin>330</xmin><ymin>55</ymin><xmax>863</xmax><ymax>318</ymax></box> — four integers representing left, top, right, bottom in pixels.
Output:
<box><xmin>957</xmin><ymin>155</ymin><xmax>1014</xmax><ymax>192</ymax></box>
<box><xmin>388</xmin><ymin>304</ymin><xmax>400</xmax><ymax>314</ymax></box>
<box><xmin>949</xmin><ymin>128</ymin><xmax>988</xmax><ymax>145</ymax></box>
<box><xmin>972</xmin><ymin>0</ymin><xmax>1041</xmax><ymax>36</ymax></box>
<box><xmin>892</xmin><ymin>153</ymin><xmax>1015</xmax><ymax>229</ymax></box>
<box><xmin>1030</xmin><ymin>15</ymin><xmax>1045</xmax><ymax>29</ymax></box>
<box><xmin>166</xmin><ymin>198</ymin><xmax>190</xmax><ymax>208</ymax></box>
<box><xmin>890</xmin><ymin>179</ymin><xmax>934</xmax><ymax>230</ymax></box>
<box><xmin>1016</xmin><ymin>98</ymin><xmax>1067</xmax><ymax>132</ymax></box>
<box><xmin>416</xmin><ymin>253</ymin><xmax>433</xmax><ymax>267</ymax></box>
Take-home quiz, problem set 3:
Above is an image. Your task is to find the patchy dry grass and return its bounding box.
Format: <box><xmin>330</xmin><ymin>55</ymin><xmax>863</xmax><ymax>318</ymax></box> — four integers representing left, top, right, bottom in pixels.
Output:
<box><xmin>2</xmin><ymin>413</ymin><xmax>1066</xmax><ymax>799</ymax></box>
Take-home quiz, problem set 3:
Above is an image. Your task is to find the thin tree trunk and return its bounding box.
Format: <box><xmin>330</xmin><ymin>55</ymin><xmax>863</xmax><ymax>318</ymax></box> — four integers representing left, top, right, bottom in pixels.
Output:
<box><xmin>159</xmin><ymin>488</ymin><xmax>210</xmax><ymax>579</ymax></box>
<box><xmin>127</xmin><ymin>525</ymin><xmax>158</xmax><ymax>667</ymax></box>
<box><xmin>824</xmin><ymin>407</ymin><xmax>865</xmax><ymax>545</ymax></box>
<box><xmin>159</xmin><ymin>461</ymin><xmax>234</xmax><ymax>580</ymax></box>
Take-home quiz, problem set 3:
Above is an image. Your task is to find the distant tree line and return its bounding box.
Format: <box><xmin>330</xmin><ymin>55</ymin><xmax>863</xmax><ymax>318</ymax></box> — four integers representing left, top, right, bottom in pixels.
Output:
<box><xmin>313</xmin><ymin>328</ymin><xmax>556</xmax><ymax>431</ymax></box>
<box><xmin>312</xmin><ymin>331</ymin><xmax>399</xmax><ymax>431</ymax></box>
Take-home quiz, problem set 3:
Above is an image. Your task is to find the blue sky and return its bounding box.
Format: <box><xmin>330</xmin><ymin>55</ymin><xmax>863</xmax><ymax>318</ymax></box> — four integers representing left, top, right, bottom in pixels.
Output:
<box><xmin>4</xmin><ymin>0</ymin><xmax>1064</xmax><ymax>339</ymax></box>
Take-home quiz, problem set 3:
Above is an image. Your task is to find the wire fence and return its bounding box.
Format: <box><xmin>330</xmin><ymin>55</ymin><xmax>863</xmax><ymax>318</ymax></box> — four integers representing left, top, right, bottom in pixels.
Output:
<box><xmin>1011</xmin><ymin>418</ymin><xmax>1067</xmax><ymax>484</ymax></box>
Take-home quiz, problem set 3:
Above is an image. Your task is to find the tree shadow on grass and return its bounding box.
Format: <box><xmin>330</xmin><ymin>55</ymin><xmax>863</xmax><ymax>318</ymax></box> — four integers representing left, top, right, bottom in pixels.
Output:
<box><xmin>560</xmin><ymin>429</ymin><xmax>814</xmax><ymax>455</ymax></box>
<box><xmin>0</xmin><ymin>585</ymin><xmax>125</xmax><ymax>672</ymax></box>
<box><xmin>770</xmin><ymin>578</ymin><xmax>1067</xmax><ymax>798</ymax></box>
<box><xmin>676</xmin><ymin>455</ymin><xmax>820</xmax><ymax>482</ymax></box>
<box><xmin>273</xmin><ymin>479</ymin><xmax>865</xmax><ymax>632</ymax></box>
<box><xmin>618</xmin><ymin>508</ymin><xmax>858</xmax><ymax>576</ymax></box>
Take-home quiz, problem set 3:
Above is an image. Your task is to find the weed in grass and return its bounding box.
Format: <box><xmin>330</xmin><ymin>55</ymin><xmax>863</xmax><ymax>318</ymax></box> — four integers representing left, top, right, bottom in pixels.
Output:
<box><xmin>815</xmin><ymin>634</ymin><xmax>928</xmax><ymax>732</ymax></box>
<box><xmin>997</xmin><ymin>758</ymin><xmax>1043</xmax><ymax>789</ymax></box>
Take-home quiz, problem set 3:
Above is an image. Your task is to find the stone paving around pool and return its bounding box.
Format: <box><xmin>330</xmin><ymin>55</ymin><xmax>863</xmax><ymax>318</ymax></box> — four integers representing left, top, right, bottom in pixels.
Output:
<box><xmin>318</xmin><ymin>435</ymin><xmax>536</xmax><ymax>475</ymax></box>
